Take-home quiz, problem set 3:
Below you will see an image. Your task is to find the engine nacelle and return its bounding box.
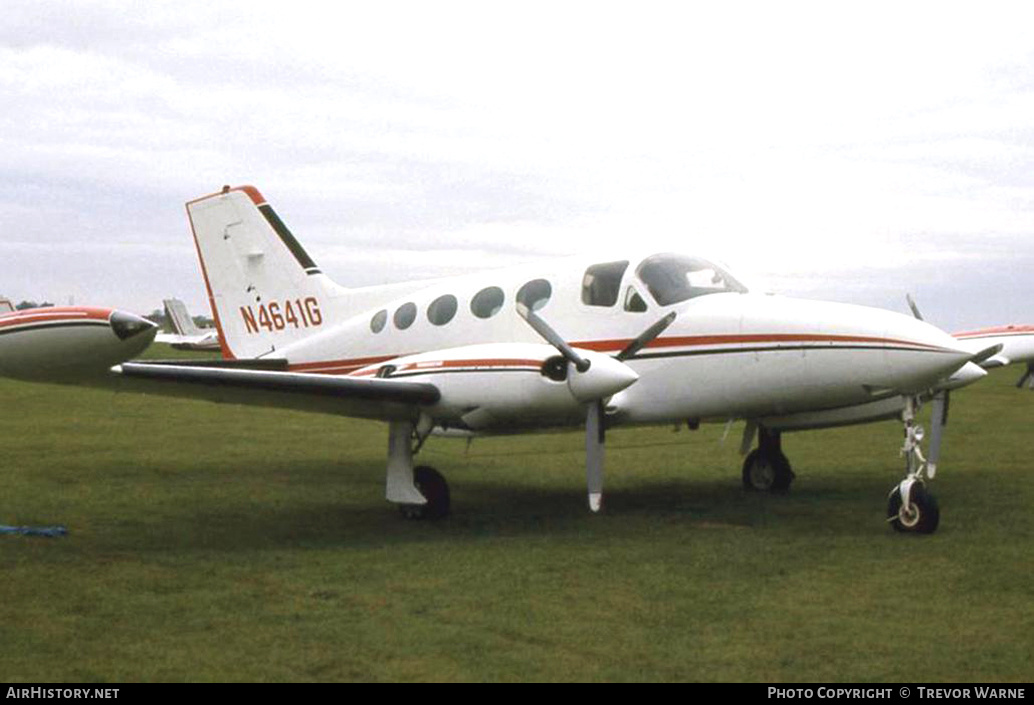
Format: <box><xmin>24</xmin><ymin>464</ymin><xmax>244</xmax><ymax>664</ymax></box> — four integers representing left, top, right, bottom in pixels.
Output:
<box><xmin>0</xmin><ymin>307</ymin><xmax>157</xmax><ymax>381</ymax></box>
<box><xmin>350</xmin><ymin>342</ymin><xmax>637</xmax><ymax>431</ymax></box>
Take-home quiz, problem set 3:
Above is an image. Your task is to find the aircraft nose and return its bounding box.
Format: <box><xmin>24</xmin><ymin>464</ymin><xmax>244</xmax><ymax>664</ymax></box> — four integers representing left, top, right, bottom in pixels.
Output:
<box><xmin>732</xmin><ymin>294</ymin><xmax>976</xmax><ymax>398</ymax></box>
<box><xmin>842</xmin><ymin>305</ymin><xmax>976</xmax><ymax>396</ymax></box>
<box><xmin>110</xmin><ymin>311</ymin><xmax>158</xmax><ymax>341</ymax></box>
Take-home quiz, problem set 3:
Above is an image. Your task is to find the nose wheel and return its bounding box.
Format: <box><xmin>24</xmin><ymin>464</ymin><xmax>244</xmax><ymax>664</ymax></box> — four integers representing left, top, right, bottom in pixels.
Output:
<box><xmin>887</xmin><ymin>396</ymin><xmax>941</xmax><ymax>534</ymax></box>
<box><xmin>887</xmin><ymin>481</ymin><xmax>939</xmax><ymax>533</ymax></box>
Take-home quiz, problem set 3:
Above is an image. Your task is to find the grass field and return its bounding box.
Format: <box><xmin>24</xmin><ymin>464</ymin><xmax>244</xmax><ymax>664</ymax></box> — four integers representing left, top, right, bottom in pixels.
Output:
<box><xmin>1</xmin><ymin>352</ymin><xmax>1031</xmax><ymax>682</ymax></box>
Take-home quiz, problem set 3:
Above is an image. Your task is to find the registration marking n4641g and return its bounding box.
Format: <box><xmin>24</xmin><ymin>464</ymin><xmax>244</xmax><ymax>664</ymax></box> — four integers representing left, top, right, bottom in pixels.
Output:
<box><xmin>240</xmin><ymin>297</ymin><xmax>322</xmax><ymax>334</ymax></box>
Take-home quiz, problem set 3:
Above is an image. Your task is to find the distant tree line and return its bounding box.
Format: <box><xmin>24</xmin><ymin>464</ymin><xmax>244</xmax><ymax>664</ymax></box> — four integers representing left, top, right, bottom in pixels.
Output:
<box><xmin>15</xmin><ymin>301</ymin><xmax>55</xmax><ymax>310</ymax></box>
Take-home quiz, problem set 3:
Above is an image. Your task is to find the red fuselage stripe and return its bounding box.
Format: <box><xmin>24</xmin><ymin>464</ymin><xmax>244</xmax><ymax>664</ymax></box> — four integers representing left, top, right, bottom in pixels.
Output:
<box><xmin>955</xmin><ymin>326</ymin><xmax>1034</xmax><ymax>339</ymax></box>
<box><xmin>285</xmin><ymin>333</ymin><xmax>951</xmax><ymax>377</ymax></box>
<box><xmin>0</xmin><ymin>307</ymin><xmax>112</xmax><ymax>329</ymax></box>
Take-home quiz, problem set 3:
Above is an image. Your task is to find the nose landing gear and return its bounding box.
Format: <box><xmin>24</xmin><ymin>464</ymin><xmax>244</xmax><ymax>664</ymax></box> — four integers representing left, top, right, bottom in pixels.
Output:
<box><xmin>887</xmin><ymin>396</ymin><xmax>942</xmax><ymax>534</ymax></box>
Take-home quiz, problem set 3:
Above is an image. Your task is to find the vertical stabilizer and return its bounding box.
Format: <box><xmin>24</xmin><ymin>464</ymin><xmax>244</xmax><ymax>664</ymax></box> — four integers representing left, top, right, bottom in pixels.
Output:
<box><xmin>162</xmin><ymin>298</ymin><xmax>202</xmax><ymax>336</ymax></box>
<box><xmin>186</xmin><ymin>186</ymin><xmax>345</xmax><ymax>359</ymax></box>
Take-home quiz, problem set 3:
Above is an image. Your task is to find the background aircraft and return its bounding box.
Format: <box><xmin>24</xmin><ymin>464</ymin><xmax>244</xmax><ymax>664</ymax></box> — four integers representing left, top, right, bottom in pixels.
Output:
<box><xmin>954</xmin><ymin>324</ymin><xmax>1034</xmax><ymax>390</ymax></box>
<box><xmin>155</xmin><ymin>298</ymin><xmax>221</xmax><ymax>351</ymax></box>
<box><xmin>89</xmin><ymin>184</ymin><xmax>1000</xmax><ymax>534</ymax></box>
<box><xmin>0</xmin><ymin>305</ymin><xmax>156</xmax><ymax>381</ymax></box>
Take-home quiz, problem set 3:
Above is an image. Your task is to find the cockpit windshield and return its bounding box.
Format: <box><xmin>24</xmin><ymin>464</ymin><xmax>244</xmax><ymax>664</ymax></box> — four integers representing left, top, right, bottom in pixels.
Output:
<box><xmin>635</xmin><ymin>253</ymin><xmax>748</xmax><ymax>306</ymax></box>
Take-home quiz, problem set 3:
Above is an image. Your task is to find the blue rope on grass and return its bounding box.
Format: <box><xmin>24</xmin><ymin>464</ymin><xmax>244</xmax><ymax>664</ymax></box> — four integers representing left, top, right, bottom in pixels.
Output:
<box><xmin>1</xmin><ymin>525</ymin><xmax>68</xmax><ymax>537</ymax></box>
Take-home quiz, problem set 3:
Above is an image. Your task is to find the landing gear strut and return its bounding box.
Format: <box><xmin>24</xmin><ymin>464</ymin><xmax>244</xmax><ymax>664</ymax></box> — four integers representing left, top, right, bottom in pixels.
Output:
<box><xmin>386</xmin><ymin>418</ymin><xmax>451</xmax><ymax>520</ymax></box>
<box><xmin>742</xmin><ymin>426</ymin><xmax>794</xmax><ymax>492</ymax></box>
<box><xmin>887</xmin><ymin>396</ymin><xmax>941</xmax><ymax>534</ymax></box>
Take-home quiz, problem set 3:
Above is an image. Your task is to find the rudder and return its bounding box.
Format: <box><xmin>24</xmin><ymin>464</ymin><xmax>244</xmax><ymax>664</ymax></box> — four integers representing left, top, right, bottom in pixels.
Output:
<box><xmin>186</xmin><ymin>185</ymin><xmax>345</xmax><ymax>359</ymax></box>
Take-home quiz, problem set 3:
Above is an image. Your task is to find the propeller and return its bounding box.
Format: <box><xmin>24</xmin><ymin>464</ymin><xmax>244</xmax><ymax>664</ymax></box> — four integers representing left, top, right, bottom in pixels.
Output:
<box><xmin>906</xmin><ymin>293</ymin><xmax>924</xmax><ymax>321</ymax></box>
<box><xmin>616</xmin><ymin>311</ymin><xmax>677</xmax><ymax>361</ymax></box>
<box><xmin>925</xmin><ymin>390</ymin><xmax>949</xmax><ymax>477</ymax></box>
<box><xmin>904</xmin><ymin>294</ymin><xmax>948</xmax><ymax>476</ymax></box>
<box><xmin>517</xmin><ymin>303</ymin><xmax>676</xmax><ymax>512</ymax></box>
<box><xmin>517</xmin><ymin>303</ymin><xmax>592</xmax><ymax>373</ymax></box>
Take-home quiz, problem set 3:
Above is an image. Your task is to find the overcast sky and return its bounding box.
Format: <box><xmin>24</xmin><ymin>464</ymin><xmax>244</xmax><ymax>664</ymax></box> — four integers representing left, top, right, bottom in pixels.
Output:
<box><xmin>2</xmin><ymin>1</ymin><xmax>1033</xmax><ymax>331</ymax></box>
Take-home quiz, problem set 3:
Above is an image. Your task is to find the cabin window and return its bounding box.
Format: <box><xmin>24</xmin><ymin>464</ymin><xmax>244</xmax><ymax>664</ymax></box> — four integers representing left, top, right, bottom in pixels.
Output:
<box><xmin>427</xmin><ymin>294</ymin><xmax>458</xmax><ymax>326</ymax></box>
<box><xmin>516</xmin><ymin>279</ymin><xmax>552</xmax><ymax>311</ymax></box>
<box><xmin>636</xmin><ymin>253</ymin><xmax>747</xmax><ymax>306</ymax></box>
<box><xmin>471</xmin><ymin>286</ymin><xmax>505</xmax><ymax>319</ymax></box>
<box><xmin>624</xmin><ymin>286</ymin><xmax>648</xmax><ymax>312</ymax></box>
<box><xmin>581</xmin><ymin>261</ymin><xmax>628</xmax><ymax>307</ymax></box>
<box><xmin>393</xmin><ymin>302</ymin><xmax>417</xmax><ymax>330</ymax></box>
<box><xmin>370</xmin><ymin>309</ymin><xmax>388</xmax><ymax>333</ymax></box>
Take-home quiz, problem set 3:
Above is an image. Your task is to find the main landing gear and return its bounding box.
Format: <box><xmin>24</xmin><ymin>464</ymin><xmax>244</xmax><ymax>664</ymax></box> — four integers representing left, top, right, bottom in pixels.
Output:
<box><xmin>386</xmin><ymin>418</ymin><xmax>451</xmax><ymax>520</ymax></box>
<box><xmin>886</xmin><ymin>396</ymin><xmax>941</xmax><ymax>534</ymax></box>
<box><xmin>741</xmin><ymin>426</ymin><xmax>795</xmax><ymax>492</ymax></box>
<box><xmin>399</xmin><ymin>466</ymin><xmax>451</xmax><ymax>520</ymax></box>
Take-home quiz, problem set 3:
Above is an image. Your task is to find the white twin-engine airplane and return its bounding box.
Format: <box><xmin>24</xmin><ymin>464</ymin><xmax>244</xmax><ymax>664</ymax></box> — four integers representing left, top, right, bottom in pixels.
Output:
<box><xmin>954</xmin><ymin>324</ymin><xmax>1034</xmax><ymax>390</ymax></box>
<box><xmin>83</xmin><ymin>184</ymin><xmax>1006</xmax><ymax>535</ymax></box>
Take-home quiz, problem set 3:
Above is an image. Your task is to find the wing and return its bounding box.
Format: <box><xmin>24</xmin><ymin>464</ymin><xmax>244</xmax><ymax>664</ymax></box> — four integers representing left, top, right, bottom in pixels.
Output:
<box><xmin>113</xmin><ymin>360</ymin><xmax>440</xmax><ymax>422</ymax></box>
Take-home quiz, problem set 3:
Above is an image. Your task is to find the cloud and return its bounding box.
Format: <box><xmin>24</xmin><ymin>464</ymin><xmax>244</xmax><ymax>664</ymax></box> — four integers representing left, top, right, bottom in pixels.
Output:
<box><xmin>1</xmin><ymin>1</ymin><xmax>1033</xmax><ymax>332</ymax></box>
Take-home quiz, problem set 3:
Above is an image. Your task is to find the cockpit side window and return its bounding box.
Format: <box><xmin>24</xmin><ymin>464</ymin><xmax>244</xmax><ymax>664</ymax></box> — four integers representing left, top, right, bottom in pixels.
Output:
<box><xmin>636</xmin><ymin>253</ymin><xmax>747</xmax><ymax>306</ymax></box>
<box><xmin>624</xmin><ymin>286</ymin><xmax>648</xmax><ymax>312</ymax></box>
<box><xmin>581</xmin><ymin>261</ymin><xmax>628</xmax><ymax>307</ymax></box>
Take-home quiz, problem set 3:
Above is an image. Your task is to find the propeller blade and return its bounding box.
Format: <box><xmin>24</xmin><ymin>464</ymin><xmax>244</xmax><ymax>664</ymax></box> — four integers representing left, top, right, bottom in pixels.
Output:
<box><xmin>586</xmin><ymin>400</ymin><xmax>605</xmax><ymax>512</ymax></box>
<box><xmin>906</xmin><ymin>294</ymin><xmax>924</xmax><ymax>321</ymax></box>
<box><xmin>927</xmin><ymin>390</ymin><xmax>949</xmax><ymax>477</ymax></box>
<box><xmin>516</xmin><ymin>302</ymin><xmax>590</xmax><ymax>372</ymax></box>
<box><xmin>970</xmin><ymin>343</ymin><xmax>1004</xmax><ymax>367</ymax></box>
<box><xmin>616</xmin><ymin>311</ymin><xmax>677</xmax><ymax>361</ymax></box>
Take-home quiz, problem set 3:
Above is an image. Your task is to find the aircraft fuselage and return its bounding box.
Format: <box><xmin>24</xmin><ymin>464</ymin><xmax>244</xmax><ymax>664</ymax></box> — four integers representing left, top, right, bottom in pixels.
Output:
<box><xmin>231</xmin><ymin>254</ymin><xmax>974</xmax><ymax>433</ymax></box>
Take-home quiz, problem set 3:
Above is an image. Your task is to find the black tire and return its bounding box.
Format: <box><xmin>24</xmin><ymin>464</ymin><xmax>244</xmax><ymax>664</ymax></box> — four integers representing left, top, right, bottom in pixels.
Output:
<box><xmin>742</xmin><ymin>449</ymin><xmax>794</xmax><ymax>492</ymax></box>
<box><xmin>887</xmin><ymin>484</ymin><xmax>940</xmax><ymax>534</ymax></box>
<box><xmin>398</xmin><ymin>465</ymin><xmax>451</xmax><ymax>520</ymax></box>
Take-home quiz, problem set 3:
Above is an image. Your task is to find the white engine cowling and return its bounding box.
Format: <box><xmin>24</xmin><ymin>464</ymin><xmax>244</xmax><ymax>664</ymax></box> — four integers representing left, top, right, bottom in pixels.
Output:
<box><xmin>350</xmin><ymin>342</ymin><xmax>638</xmax><ymax>431</ymax></box>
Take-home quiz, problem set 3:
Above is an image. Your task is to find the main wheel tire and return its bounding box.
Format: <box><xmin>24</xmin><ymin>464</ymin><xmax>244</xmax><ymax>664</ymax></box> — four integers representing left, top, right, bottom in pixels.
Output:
<box><xmin>742</xmin><ymin>449</ymin><xmax>794</xmax><ymax>492</ymax></box>
<box><xmin>398</xmin><ymin>465</ymin><xmax>451</xmax><ymax>520</ymax></box>
<box><xmin>887</xmin><ymin>484</ymin><xmax>940</xmax><ymax>534</ymax></box>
